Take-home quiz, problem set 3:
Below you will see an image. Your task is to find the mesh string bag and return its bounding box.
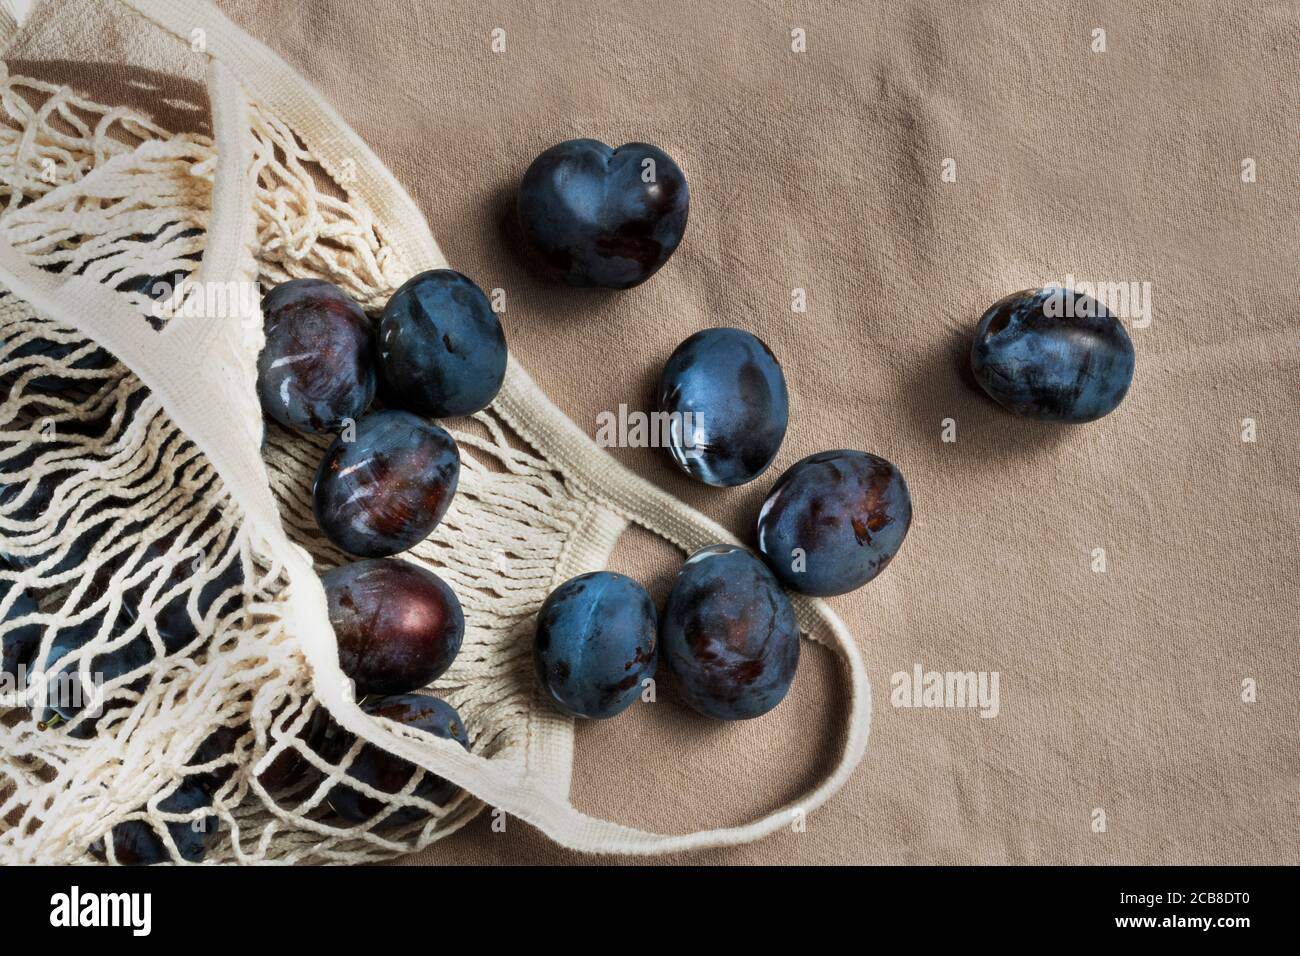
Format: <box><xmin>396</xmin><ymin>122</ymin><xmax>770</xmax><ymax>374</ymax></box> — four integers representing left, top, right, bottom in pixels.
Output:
<box><xmin>0</xmin><ymin>0</ymin><xmax>871</xmax><ymax>863</ymax></box>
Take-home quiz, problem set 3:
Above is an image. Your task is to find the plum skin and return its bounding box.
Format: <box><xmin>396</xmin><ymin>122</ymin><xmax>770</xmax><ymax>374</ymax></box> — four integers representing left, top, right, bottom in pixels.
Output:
<box><xmin>91</xmin><ymin>781</ymin><xmax>215</xmax><ymax>865</ymax></box>
<box><xmin>758</xmin><ymin>449</ymin><xmax>912</xmax><ymax>597</ymax></box>
<box><xmin>0</xmin><ymin>445</ymin><xmax>109</xmax><ymax>574</ymax></box>
<box><xmin>5</xmin><ymin>334</ymin><xmax>115</xmax><ymax>393</ymax></box>
<box><xmin>324</xmin><ymin>693</ymin><xmax>469</xmax><ymax>826</ymax></box>
<box><xmin>661</xmin><ymin>544</ymin><xmax>800</xmax><ymax>720</ymax></box>
<box><xmin>379</xmin><ymin>270</ymin><xmax>508</xmax><ymax>418</ymax></box>
<box><xmin>322</xmin><ymin>558</ymin><xmax>464</xmax><ymax>697</ymax></box>
<box><xmin>119</xmin><ymin>511</ymin><xmax>244</xmax><ymax>654</ymax></box>
<box><xmin>254</xmin><ymin>704</ymin><xmax>331</xmax><ymax>792</ymax></box>
<box><xmin>970</xmin><ymin>287</ymin><xmax>1135</xmax><ymax>423</ymax></box>
<box><xmin>187</xmin><ymin>704</ymin><xmax>330</xmax><ymax>795</ymax></box>
<box><xmin>256</xmin><ymin>278</ymin><xmax>377</xmax><ymax>434</ymax></box>
<box><xmin>0</xmin><ymin>560</ymin><xmax>42</xmax><ymax>679</ymax></box>
<box><xmin>533</xmin><ymin>571</ymin><xmax>658</xmax><ymax>719</ymax></box>
<box><xmin>658</xmin><ymin>327</ymin><xmax>788</xmax><ymax>487</ymax></box>
<box><xmin>516</xmin><ymin>138</ymin><xmax>689</xmax><ymax>288</ymax></box>
<box><xmin>37</xmin><ymin>609</ymin><xmax>152</xmax><ymax>737</ymax></box>
<box><xmin>312</xmin><ymin>409</ymin><xmax>460</xmax><ymax>558</ymax></box>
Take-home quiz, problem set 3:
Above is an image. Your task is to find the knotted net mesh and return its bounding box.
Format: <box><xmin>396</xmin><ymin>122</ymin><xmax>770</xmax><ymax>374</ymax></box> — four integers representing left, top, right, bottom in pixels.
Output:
<box><xmin>0</xmin><ymin>65</ymin><xmax>583</xmax><ymax>863</ymax></box>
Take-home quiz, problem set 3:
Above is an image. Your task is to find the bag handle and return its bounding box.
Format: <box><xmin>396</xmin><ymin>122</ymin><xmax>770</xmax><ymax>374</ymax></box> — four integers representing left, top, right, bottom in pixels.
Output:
<box><xmin>50</xmin><ymin>0</ymin><xmax>874</xmax><ymax>854</ymax></box>
<box><xmin>297</xmin><ymin>575</ymin><xmax>871</xmax><ymax>855</ymax></box>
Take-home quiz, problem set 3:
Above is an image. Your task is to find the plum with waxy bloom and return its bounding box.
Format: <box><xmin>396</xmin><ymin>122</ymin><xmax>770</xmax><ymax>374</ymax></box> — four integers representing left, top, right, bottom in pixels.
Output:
<box><xmin>661</xmin><ymin>544</ymin><xmax>799</xmax><ymax>720</ymax></box>
<box><xmin>757</xmin><ymin>449</ymin><xmax>912</xmax><ymax>597</ymax></box>
<box><xmin>970</xmin><ymin>287</ymin><xmax>1135</xmax><ymax>423</ymax></box>
<box><xmin>378</xmin><ymin>270</ymin><xmax>508</xmax><ymax>418</ymax></box>
<box><xmin>534</xmin><ymin>571</ymin><xmax>657</xmax><ymax>719</ymax></box>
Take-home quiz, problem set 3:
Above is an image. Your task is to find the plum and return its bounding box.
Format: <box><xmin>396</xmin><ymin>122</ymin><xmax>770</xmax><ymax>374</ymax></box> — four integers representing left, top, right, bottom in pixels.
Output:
<box><xmin>970</xmin><ymin>288</ymin><xmax>1135</xmax><ymax>423</ymax></box>
<box><xmin>255</xmin><ymin>703</ymin><xmax>331</xmax><ymax>792</ymax></box>
<box><xmin>38</xmin><ymin>610</ymin><xmax>152</xmax><ymax>737</ymax></box>
<box><xmin>119</xmin><ymin>513</ymin><xmax>244</xmax><ymax>654</ymax></box>
<box><xmin>188</xmin><ymin>703</ymin><xmax>330</xmax><ymax>795</ymax></box>
<box><xmin>4</xmin><ymin>333</ymin><xmax>116</xmax><ymax>393</ymax></box>
<box><xmin>658</xmin><ymin>327</ymin><xmax>788</xmax><ymax>487</ymax></box>
<box><xmin>91</xmin><ymin>781</ymin><xmax>215</xmax><ymax>865</ymax></box>
<box><xmin>661</xmin><ymin>544</ymin><xmax>799</xmax><ymax>720</ymax></box>
<box><xmin>322</xmin><ymin>558</ymin><xmax>464</xmax><ymax>697</ymax></box>
<box><xmin>256</xmin><ymin>278</ymin><xmax>377</xmax><ymax>433</ymax></box>
<box><xmin>187</xmin><ymin>722</ymin><xmax>246</xmax><ymax>795</ymax></box>
<box><xmin>312</xmin><ymin>409</ymin><xmax>460</xmax><ymax>558</ymax></box>
<box><xmin>0</xmin><ymin>446</ymin><xmax>110</xmax><ymax>573</ymax></box>
<box><xmin>378</xmin><ymin>270</ymin><xmax>508</xmax><ymax>418</ymax></box>
<box><xmin>517</xmin><ymin>138</ymin><xmax>689</xmax><ymax>288</ymax></box>
<box><xmin>0</xmin><ymin>561</ymin><xmax>42</xmax><ymax>679</ymax></box>
<box><xmin>533</xmin><ymin>571</ymin><xmax>657</xmax><ymax>719</ymax></box>
<box><xmin>757</xmin><ymin>449</ymin><xmax>911</xmax><ymax>597</ymax></box>
<box><xmin>324</xmin><ymin>693</ymin><xmax>469</xmax><ymax>826</ymax></box>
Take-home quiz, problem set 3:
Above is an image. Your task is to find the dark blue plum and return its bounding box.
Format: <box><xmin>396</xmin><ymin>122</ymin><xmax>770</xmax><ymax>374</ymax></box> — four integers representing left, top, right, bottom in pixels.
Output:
<box><xmin>324</xmin><ymin>693</ymin><xmax>469</xmax><ymax>826</ymax></box>
<box><xmin>0</xmin><ymin>561</ymin><xmax>42</xmax><ymax>679</ymax></box>
<box><xmin>312</xmin><ymin>409</ymin><xmax>460</xmax><ymax>558</ymax></box>
<box><xmin>517</xmin><ymin>138</ymin><xmax>689</xmax><ymax>288</ymax></box>
<box><xmin>256</xmin><ymin>703</ymin><xmax>331</xmax><ymax>792</ymax></box>
<box><xmin>378</xmin><ymin>270</ymin><xmax>508</xmax><ymax>418</ymax></box>
<box><xmin>187</xmin><ymin>722</ymin><xmax>246</xmax><ymax>795</ymax></box>
<box><xmin>970</xmin><ymin>287</ymin><xmax>1135</xmax><ymax>423</ymax></box>
<box><xmin>533</xmin><ymin>571</ymin><xmax>657</xmax><ymax>720</ymax></box>
<box><xmin>257</xmin><ymin>278</ymin><xmax>376</xmax><ymax>433</ymax></box>
<box><xmin>757</xmin><ymin>450</ymin><xmax>912</xmax><ymax>597</ymax></box>
<box><xmin>323</xmin><ymin>558</ymin><xmax>464</xmax><ymax>697</ymax></box>
<box><xmin>120</xmin><ymin>512</ymin><xmax>244</xmax><ymax>654</ymax></box>
<box><xmin>38</xmin><ymin>611</ymin><xmax>153</xmax><ymax>737</ymax></box>
<box><xmin>658</xmin><ymin>327</ymin><xmax>788</xmax><ymax>487</ymax></box>
<box><xmin>0</xmin><ymin>446</ymin><xmax>110</xmax><ymax>573</ymax></box>
<box><xmin>661</xmin><ymin>544</ymin><xmax>799</xmax><ymax>720</ymax></box>
<box><xmin>4</xmin><ymin>333</ymin><xmax>116</xmax><ymax>393</ymax></box>
<box><xmin>188</xmin><ymin>704</ymin><xmax>330</xmax><ymax>795</ymax></box>
<box><xmin>91</xmin><ymin>781</ymin><xmax>215</xmax><ymax>865</ymax></box>
<box><xmin>40</xmin><ymin>613</ymin><xmax>153</xmax><ymax>738</ymax></box>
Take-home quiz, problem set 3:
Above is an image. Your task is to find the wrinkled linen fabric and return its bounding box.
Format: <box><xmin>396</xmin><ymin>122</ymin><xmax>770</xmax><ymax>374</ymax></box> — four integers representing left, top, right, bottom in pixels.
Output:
<box><xmin>8</xmin><ymin>0</ymin><xmax>1297</xmax><ymax>864</ymax></box>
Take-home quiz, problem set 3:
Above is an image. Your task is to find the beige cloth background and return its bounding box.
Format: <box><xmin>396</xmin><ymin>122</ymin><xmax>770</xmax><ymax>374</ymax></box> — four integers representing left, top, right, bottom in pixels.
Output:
<box><xmin>10</xmin><ymin>0</ymin><xmax>1297</xmax><ymax>864</ymax></box>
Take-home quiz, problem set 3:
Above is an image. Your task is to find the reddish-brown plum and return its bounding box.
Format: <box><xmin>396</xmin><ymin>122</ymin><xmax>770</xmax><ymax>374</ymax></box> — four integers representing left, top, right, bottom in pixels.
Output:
<box><xmin>257</xmin><ymin>278</ymin><xmax>377</xmax><ymax>434</ymax></box>
<box><xmin>322</xmin><ymin>558</ymin><xmax>464</xmax><ymax>697</ymax></box>
<box><xmin>312</xmin><ymin>409</ymin><xmax>460</xmax><ymax>557</ymax></box>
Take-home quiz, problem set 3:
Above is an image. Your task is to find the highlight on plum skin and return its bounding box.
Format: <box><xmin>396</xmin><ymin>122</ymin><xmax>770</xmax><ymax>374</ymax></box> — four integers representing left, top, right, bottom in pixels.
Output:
<box><xmin>256</xmin><ymin>278</ymin><xmax>377</xmax><ymax>434</ymax></box>
<box><xmin>323</xmin><ymin>557</ymin><xmax>464</xmax><ymax>698</ymax></box>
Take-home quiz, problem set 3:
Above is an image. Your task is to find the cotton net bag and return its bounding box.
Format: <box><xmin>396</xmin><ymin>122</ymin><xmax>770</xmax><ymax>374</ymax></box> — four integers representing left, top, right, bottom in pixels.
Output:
<box><xmin>0</xmin><ymin>0</ymin><xmax>870</xmax><ymax>863</ymax></box>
